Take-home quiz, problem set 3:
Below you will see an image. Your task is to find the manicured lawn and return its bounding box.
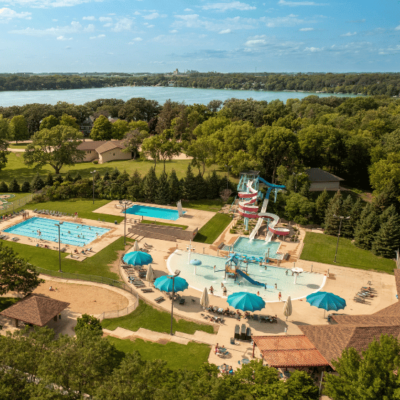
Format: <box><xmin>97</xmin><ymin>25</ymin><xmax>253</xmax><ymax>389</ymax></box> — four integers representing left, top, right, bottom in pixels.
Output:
<box><xmin>194</xmin><ymin>213</ymin><xmax>232</xmax><ymax>244</ymax></box>
<box><xmin>142</xmin><ymin>219</ymin><xmax>188</xmax><ymax>230</ymax></box>
<box><xmin>0</xmin><ymin>237</ymin><xmax>132</xmax><ymax>280</ymax></box>
<box><xmin>108</xmin><ymin>337</ymin><xmax>211</xmax><ymax>371</ymax></box>
<box><xmin>19</xmin><ymin>199</ymin><xmax>124</xmax><ymax>223</ymax></box>
<box><xmin>2</xmin><ymin>153</ymin><xmax>230</xmax><ymax>185</ymax></box>
<box><xmin>183</xmin><ymin>199</ymin><xmax>225</xmax><ymax>212</ymax></box>
<box><xmin>0</xmin><ymin>297</ymin><xmax>19</xmax><ymax>312</ymax></box>
<box><xmin>301</xmin><ymin>232</ymin><xmax>395</xmax><ymax>274</ymax></box>
<box><xmin>102</xmin><ymin>300</ymin><xmax>214</xmax><ymax>335</ymax></box>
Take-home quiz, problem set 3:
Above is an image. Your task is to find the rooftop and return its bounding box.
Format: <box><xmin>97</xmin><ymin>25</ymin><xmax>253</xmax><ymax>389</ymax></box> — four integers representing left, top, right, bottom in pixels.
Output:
<box><xmin>305</xmin><ymin>168</ymin><xmax>344</xmax><ymax>183</ymax></box>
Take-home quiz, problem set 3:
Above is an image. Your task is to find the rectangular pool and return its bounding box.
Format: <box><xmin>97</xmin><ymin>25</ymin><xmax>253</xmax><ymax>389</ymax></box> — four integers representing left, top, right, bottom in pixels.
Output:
<box><xmin>4</xmin><ymin>217</ymin><xmax>110</xmax><ymax>247</ymax></box>
<box><xmin>125</xmin><ymin>204</ymin><xmax>184</xmax><ymax>221</ymax></box>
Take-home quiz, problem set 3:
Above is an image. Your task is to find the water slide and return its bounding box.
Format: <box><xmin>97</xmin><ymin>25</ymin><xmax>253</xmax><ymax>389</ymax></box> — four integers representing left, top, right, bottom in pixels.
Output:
<box><xmin>236</xmin><ymin>269</ymin><xmax>266</xmax><ymax>288</ymax></box>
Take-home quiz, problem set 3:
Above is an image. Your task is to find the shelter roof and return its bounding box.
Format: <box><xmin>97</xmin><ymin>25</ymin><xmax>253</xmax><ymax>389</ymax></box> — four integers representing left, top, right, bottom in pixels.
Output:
<box><xmin>373</xmin><ymin>301</ymin><xmax>400</xmax><ymax>316</ymax></box>
<box><xmin>332</xmin><ymin>314</ymin><xmax>400</xmax><ymax>326</ymax></box>
<box><xmin>0</xmin><ymin>294</ymin><xmax>70</xmax><ymax>327</ymax></box>
<box><xmin>96</xmin><ymin>140</ymin><xmax>124</xmax><ymax>154</ymax></box>
<box><xmin>305</xmin><ymin>168</ymin><xmax>344</xmax><ymax>182</ymax></box>
<box><xmin>77</xmin><ymin>141</ymin><xmax>107</xmax><ymax>151</ymax></box>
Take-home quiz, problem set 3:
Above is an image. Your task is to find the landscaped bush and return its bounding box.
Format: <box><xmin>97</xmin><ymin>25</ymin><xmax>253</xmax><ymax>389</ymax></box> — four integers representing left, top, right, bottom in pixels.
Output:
<box><xmin>21</xmin><ymin>181</ymin><xmax>30</xmax><ymax>192</ymax></box>
<box><xmin>0</xmin><ymin>181</ymin><xmax>8</xmax><ymax>192</ymax></box>
<box><xmin>9</xmin><ymin>179</ymin><xmax>20</xmax><ymax>193</ymax></box>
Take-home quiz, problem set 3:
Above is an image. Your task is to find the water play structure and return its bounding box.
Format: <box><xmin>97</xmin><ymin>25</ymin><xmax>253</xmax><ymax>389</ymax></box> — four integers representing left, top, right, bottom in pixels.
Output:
<box><xmin>237</xmin><ymin>171</ymin><xmax>290</xmax><ymax>242</ymax></box>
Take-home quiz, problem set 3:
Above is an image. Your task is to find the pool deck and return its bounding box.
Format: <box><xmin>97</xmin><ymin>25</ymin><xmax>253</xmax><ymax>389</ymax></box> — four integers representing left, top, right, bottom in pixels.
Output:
<box><xmin>93</xmin><ymin>200</ymin><xmax>215</xmax><ymax>231</ymax></box>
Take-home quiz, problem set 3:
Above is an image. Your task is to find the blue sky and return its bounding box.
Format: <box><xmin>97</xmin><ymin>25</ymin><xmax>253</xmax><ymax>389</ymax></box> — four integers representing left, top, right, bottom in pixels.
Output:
<box><xmin>0</xmin><ymin>0</ymin><xmax>398</xmax><ymax>73</ymax></box>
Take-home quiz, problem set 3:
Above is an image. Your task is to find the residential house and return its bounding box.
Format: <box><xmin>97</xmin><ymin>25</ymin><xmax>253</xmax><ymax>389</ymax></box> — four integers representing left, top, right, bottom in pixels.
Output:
<box><xmin>77</xmin><ymin>140</ymin><xmax>132</xmax><ymax>164</ymax></box>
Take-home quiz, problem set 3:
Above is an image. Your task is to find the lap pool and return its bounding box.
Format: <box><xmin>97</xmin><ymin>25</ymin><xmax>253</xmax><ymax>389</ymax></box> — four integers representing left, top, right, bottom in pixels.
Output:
<box><xmin>125</xmin><ymin>204</ymin><xmax>184</xmax><ymax>221</ymax></box>
<box><xmin>168</xmin><ymin>250</ymin><xmax>325</xmax><ymax>302</ymax></box>
<box><xmin>4</xmin><ymin>217</ymin><xmax>110</xmax><ymax>247</ymax></box>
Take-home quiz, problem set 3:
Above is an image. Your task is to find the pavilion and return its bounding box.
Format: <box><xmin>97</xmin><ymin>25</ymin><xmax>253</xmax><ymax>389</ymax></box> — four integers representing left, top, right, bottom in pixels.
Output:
<box><xmin>0</xmin><ymin>294</ymin><xmax>70</xmax><ymax>328</ymax></box>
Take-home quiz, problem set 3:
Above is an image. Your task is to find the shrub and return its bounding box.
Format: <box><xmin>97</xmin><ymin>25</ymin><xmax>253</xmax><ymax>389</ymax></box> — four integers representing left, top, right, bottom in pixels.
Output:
<box><xmin>93</xmin><ymin>160</ymin><xmax>98</xmax><ymax>164</ymax></box>
<box><xmin>54</xmin><ymin>175</ymin><xmax>63</xmax><ymax>184</ymax></box>
<box><xmin>243</xmin><ymin>230</ymin><xmax>249</xmax><ymax>235</ymax></box>
<box><xmin>0</xmin><ymin>181</ymin><xmax>8</xmax><ymax>192</ymax></box>
<box><xmin>21</xmin><ymin>181</ymin><xmax>31</xmax><ymax>192</ymax></box>
<box><xmin>31</xmin><ymin>175</ymin><xmax>45</xmax><ymax>192</ymax></box>
<box><xmin>9</xmin><ymin>179</ymin><xmax>20</xmax><ymax>193</ymax></box>
<box><xmin>32</xmin><ymin>193</ymin><xmax>47</xmax><ymax>202</ymax></box>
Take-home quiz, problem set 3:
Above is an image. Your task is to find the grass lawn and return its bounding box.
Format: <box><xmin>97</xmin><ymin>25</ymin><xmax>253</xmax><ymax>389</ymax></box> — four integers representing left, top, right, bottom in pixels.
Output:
<box><xmin>108</xmin><ymin>337</ymin><xmax>210</xmax><ymax>371</ymax></box>
<box><xmin>2</xmin><ymin>153</ymin><xmax>232</xmax><ymax>185</ymax></box>
<box><xmin>183</xmin><ymin>199</ymin><xmax>225</xmax><ymax>212</ymax></box>
<box><xmin>0</xmin><ymin>236</ymin><xmax>132</xmax><ymax>280</ymax></box>
<box><xmin>19</xmin><ymin>199</ymin><xmax>124</xmax><ymax>223</ymax></box>
<box><xmin>301</xmin><ymin>232</ymin><xmax>395</xmax><ymax>274</ymax></box>
<box><xmin>102</xmin><ymin>300</ymin><xmax>214</xmax><ymax>335</ymax></box>
<box><xmin>142</xmin><ymin>220</ymin><xmax>188</xmax><ymax>230</ymax></box>
<box><xmin>194</xmin><ymin>213</ymin><xmax>232</xmax><ymax>244</ymax></box>
<box><xmin>0</xmin><ymin>297</ymin><xmax>19</xmax><ymax>312</ymax></box>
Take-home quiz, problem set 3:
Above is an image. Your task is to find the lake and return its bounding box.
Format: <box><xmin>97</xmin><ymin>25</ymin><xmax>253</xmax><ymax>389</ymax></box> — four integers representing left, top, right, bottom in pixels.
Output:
<box><xmin>0</xmin><ymin>86</ymin><xmax>355</xmax><ymax>107</ymax></box>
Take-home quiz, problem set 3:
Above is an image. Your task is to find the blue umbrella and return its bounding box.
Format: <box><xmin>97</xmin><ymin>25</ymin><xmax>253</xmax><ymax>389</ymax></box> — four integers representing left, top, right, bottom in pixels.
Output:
<box><xmin>227</xmin><ymin>292</ymin><xmax>265</xmax><ymax>312</ymax></box>
<box><xmin>154</xmin><ymin>275</ymin><xmax>188</xmax><ymax>293</ymax></box>
<box><xmin>123</xmin><ymin>251</ymin><xmax>153</xmax><ymax>266</ymax></box>
<box><xmin>306</xmin><ymin>292</ymin><xmax>346</xmax><ymax>312</ymax></box>
<box><xmin>190</xmin><ymin>259</ymin><xmax>202</xmax><ymax>266</ymax></box>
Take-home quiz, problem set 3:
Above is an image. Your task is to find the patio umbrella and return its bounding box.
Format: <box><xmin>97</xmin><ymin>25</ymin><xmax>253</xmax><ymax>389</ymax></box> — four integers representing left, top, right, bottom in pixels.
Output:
<box><xmin>306</xmin><ymin>291</ymin><xmax>346</xmax><ymax>317</ymax></box>
<box><xmin>283</xmin><ymin>296</ymin><xmax>292</xmax><ymax>321</ymax></box>
<box><xmin>190</xmin><ymin>259</ymin><xmax>202</xmax><ymax>266</ymax></box>
<box><xmin>227</xmin><ymin>292</ymin><xmax>265</xmax><ymax>312</ymax></box>
<box><xmin>123</xmin><ymin>251</ymin><xmax>153</xmax><ymax>266</ymax></box>
<box><xmin>133</xmin><ymin>240</ymin><xmax>140</xmax><ymax>252</ymax></box>
<box><xmin>146</xmin><ymin>265</ymin><xmax>155</xmax><ymax>282</ymax></box>
<box><xmin>291</xmin><ymin>267</ymin><xmax>303</xmax><ymax>274</ymax></box>
<box><xmin>200</xmin><ymin>287</ymin><xmax>209</xmax><ymax>309</ymax></box>
<box><xmin>154</xmin><ymin>275</ymin><xmax>188</xmax><ymax>293</ymax></box>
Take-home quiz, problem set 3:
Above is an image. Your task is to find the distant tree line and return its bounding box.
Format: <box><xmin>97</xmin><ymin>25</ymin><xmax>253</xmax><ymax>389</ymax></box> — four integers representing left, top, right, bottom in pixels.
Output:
<box><xmin>1</xmin><ymin>72</ymin><xmax>400</xmax><ymax>96</ymax></box>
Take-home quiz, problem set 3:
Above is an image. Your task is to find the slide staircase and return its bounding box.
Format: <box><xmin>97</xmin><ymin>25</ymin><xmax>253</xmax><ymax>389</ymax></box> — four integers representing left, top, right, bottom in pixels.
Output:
<box><xmin>236</xmin><ymin>269</ymin><xmax>266</xmax><ymax>288</ymax></box>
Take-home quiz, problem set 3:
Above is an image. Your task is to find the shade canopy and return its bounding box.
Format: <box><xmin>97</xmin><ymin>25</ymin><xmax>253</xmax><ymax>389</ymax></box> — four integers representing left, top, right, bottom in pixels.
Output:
<box><xmin>227</xmin><ymin>292</ymin><xmax>265</xmax><ymax>312</ymax></box>
<box><xmin>154</xmin><ymin>275</ymin><xmax>188</xmax><ymax>293</ymax></box>
<box><xmin>146</xmin><ymin>265</ymin><xmax>155</xmax><ymax>282</ymax></box>
<box><xmin>292</xmin><ymin>267</ymin><xmax>304</xmax><ymax>274</ymax></box>
<box><xmin>123</xmin><ymin>251</ymin><xmax>153</xmax><ymax>266</ymax></box>
<box><xmin>190</xmin><ymin>259</ymin><xmax>202</xmax><ymax>266</ymax></box>
<box><xmin>283</xmin><ymin>296</ymin><xmax>292</xmax><ymax>321</ymax></box>
<box><xmin>133</xmin><ymin>241</ymin><xmax>140</xmax><ymax>252</ymax></box>
<box><xmin>306</xmin><ymin>291</ymin><xmax>346</xmax><ymax>312</ymax></box>
<box><xmin>200</xmin><ymin>287</ymin><xmax>209</xmax><ymax>309</ymax></box>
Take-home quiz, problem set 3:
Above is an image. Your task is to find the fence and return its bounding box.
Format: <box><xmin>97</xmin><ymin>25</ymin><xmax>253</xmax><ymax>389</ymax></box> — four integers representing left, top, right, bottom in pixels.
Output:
<box><xmin>0</xmin><ymin>193</ymin><xmax>33</xmax><ymax>214</ymax></box>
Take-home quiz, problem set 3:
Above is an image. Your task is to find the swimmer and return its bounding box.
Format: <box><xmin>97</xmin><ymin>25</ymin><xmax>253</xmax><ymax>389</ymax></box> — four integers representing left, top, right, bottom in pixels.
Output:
<box><xmin>285</xmin><ymin>270</ymin><xmax>288</xmax><ymax>275</ymax></box>
<box><xmin>278</xmin><ymin>292</ymin><xmax>282</xmax><ymax>301</ymax></box>
<box><xmin>257</xmin><ymin>291</ymin><xmax>260</xmax><ymax>296</ymax></box>
<box><xmin>214</xmin><ymin>265</ymin><xmax>216</xmax><ymax>272</ymax></box>
<box><xmin>275</xmin><ymin>283</ymin><xmax>277</xmax><ymax>289</ymax></box>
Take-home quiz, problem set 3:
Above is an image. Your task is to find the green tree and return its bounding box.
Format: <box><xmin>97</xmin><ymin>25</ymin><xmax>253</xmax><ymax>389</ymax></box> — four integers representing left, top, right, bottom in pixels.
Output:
<box><xmin>340</xmin><ymin>195</ymin><xmax>354</xmax><ymax>238</ymax></box>
<box><xmin>141</xmin><ymin>135</ymin><xmax>161</xmax><ymax>168</ymax></box>
<box><xmin>155</xmin><ymin>171</ymin><xmax>171</xmax><ymax>205</ymax></box>
<box><xmin>0</xmin><ymin>243</ymin><xmax>43</xmax><ymax>295</ymax></box>
<box><xmin>8</xmin><ymin>179</ymin><xmax>20</xmax><ymax>193</ymax></box>
<box><xmin>75</xmin><ymin>314</ymin><xmax>103</xmax><ymax>337</ymax></box>
<box><xmin>39</xmin><ymin>115</ymin><xmax>59</xmax><ymax>130</ymax></box>
<box><xmin>142</xmin><ymin>167</ymin><xmax>158</xmax><ymax>203</ymax></box>
<box><xmin>111</xmin><ymin>168</ymin><xmax>120</xmax><ymax>181</ymax></box>
<box><xmin>31</xmin><ymin>174</ymin><xmax>45</xmax><ymax>192</ymax></box>
<box><xmin>59</xmin><ymin>113</ymin><xmax>80</xmax><ymax>130</ymax></box>
<box><xmin>324</xmin><ymin>334</ymin><xmax>400</xmax><ymax>400</ymax></box>
<box><xmin>285</xmin><ymin>193</ymin><xmax>315</xmax><ymax>225</ymax></box>
<box><xmin>21</xmin><ymin>181</ymin><xmax>30</xmax><ymax>192</ymax></box>
<box><xmin>195</xmin><ymin>172</ymin><xmax>208</xmax><ymax>200</ymax></box>
<box><xmin>0</xmin><ymin>181</ymin><xmax>8</xmax><ymax>192</ymax></box>
<box><xmin>90</xmin><ymin>115</ymin><xmax>113</xmax><ymax>141</ymax></box>
<box><xmin>111</xmin><ymin>119</ymin><xmax>130</xmax><ymax>139</ymax></box>
<box><xmin>24</xmin><ymin>125</ymin><xmax>84</xmax><ymax>174</ymax></box>
<box><xmin>182</xmin><ymin>164</ymin><xmax>197</xmax><ymax>200</ymax></box>
<box><xmin>159</xmin><ymin>136</ymin><xmax>181</xmax><ymax>172</ymax></box>
<box><xmin>350</xmin><ymin>198</ymin><xmax>364</xmax><ymax>235</ymax></box>
<box><xmin>0</xmin><ymin>115</ymin><xmax>10</xmax><ymax>171</ymax></box>
<box><xmin>372</xmin><ymin>213</ymin><xmax>400</xmax><ymax>258</ymax></box>
<box><xmin>127</xmin><ymin>170</ymin><xmax>143</xmax><ymax>201</ymax></box>
<box><xmin>354</xmin><ymin>205</ymin><xmax>379</xmax><ymax>250</ymax></box>
<box><xmin>206</xmin><ymin>170</ymin><xmax>221</xmax><ymax>200</ymax></box>
<box><xmin>9</xmin><ymin>115</ymin><xmax>29</xmax><ymax>143</ymax></box>
<box><xmin>45</xmin><ymin>172</ymin><xmax>54</xmax><ymax>187</ymax></box>
<box><xmin>379</xmin><ymin>204</ymin><xmax>397</xmax><ymax>225</ymax></box>
<box><xmin>369</xmin><ymin>153</ymin><xmax>400</xmax><ymax>194</ymax></box>
<box><xmin>122</xmin><ymin>128</ymin><xmax>149</xmax><ymax>159</ymax></box>
<box><xmin>315</xmin><ymin>190</ymin><xmax>330</xmax><ymax>224</ymax></box>
<box><xmin>103</xmin><ymin>171</ymin><xmax>110</xmax><ymax>181</ymax></box>
<box><xmin>63</xmin><ymin>171</ymin><xmax>74</xmax><ymax>182</ymax></box>
<box><xmin>118</xmin><ymin>97</ymin><xmax>161</xmax><ymax>122</ymax></box>
<box><xmin>324</xmin><ymin>191</ymin><xmax>343</xmax><ymax>235</ymax></box>
<box><xmin>187</xmin><ymin>136</ymin><xmax>219</xmax><ymax>176</ymax></box>
<box><xmin>167</xmin><ymin>170</ymin><xmax>181</xmax><ymax>203</ymax></box>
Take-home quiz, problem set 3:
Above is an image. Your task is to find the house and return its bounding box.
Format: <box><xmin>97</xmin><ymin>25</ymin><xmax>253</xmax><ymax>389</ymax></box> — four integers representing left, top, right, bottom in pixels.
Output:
<box><xmin>77</xmin><ymin>140</ymin><xmax>132</xmax><ymax>164</ymax></box>
<box><xmin>79</xmin><ymin>116</ymin><xmax>95</xmax><ymax>137</ymax></box>
<box><xmin>305</xmin><ymin>168</ymin><xmax>344</xmax><ymax>191</ymax></box>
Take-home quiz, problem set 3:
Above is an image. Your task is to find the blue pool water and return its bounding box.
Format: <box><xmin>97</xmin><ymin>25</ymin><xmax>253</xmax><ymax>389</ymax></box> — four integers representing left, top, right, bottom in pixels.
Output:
<box><xmin>4</xmin><ymin>217</ymin><xmax>109</xmax><ymax>247</ymax></box>
<box><xmin>224</xmin><ymin>237</ymin><xmax>282</xmax><ymax>259</ymax></box>
<box><xmin>125</xmin><ymin>204</ymin><xmax>184</xmax><ymax>221</ymax></box>
<box><xmin>168</xmin><ymin>251</ymin><xmax>325</xmax><ymax>302</ymax></box>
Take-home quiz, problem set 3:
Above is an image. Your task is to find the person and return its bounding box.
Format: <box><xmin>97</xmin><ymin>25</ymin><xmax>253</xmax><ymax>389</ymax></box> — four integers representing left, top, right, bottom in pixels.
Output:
<box><xmin>291</xmin><ymin>271</ymin><xmax>294</xmax><ymax>276</ymax></box>
<box><xmin>285</xmin><ymin>269</ymin><xmax>288</xmax><ymax>276</ymax></box>
<box><xmin>229</xmin><ymin>366</ymin><xmax>234</xmax><ymax>375</ymax></box>
<box><xmin>221</xmin><ymin>282</ymin><xmax>224</xmax><ymax>288</ymax></box>
<box><xmin>210</xmin><ymin>286</ymin><xmax>214</xmax><ymax>294</ymax></box>
<box><xmin>49</xmin><ymin>286</ymin><xmax>52</xmax><ymax>291</ymax></box>
<box><xmin>225</xmin><ymin>307</ymin><xmax>230</xmax><ymax>315</ymax></box>
<box><xmin>222</xmin><ymin>363</ymin><xmax>227</xmax><ymax>372</ymax></box>
<box><xmin>223</xmin><ymin>287</ymin><xmax>227</xmax><ymax>296</ymax></box>
<box><xmin>275</xmin><ymin>283</ymin><xmax>277</xmax><ymax>289</ymax></box>
<box><xmin>214</xmin><ymin>265</ymin><xmax>216</xmax><ymax>273</ymax></box>
<box><xmin>215</xmin><ymin>343</ymin><xmax>219</xmax><ymax>354</ymax></box>
<box><xmin>278</xmin><ymin>292</ymin><xmax>282</xmax><ymax>301</ymax></box>
<box><xmin>257</xmin><ymin>291</ymin><xmax>260</xmax><ymax>296</ymax></box>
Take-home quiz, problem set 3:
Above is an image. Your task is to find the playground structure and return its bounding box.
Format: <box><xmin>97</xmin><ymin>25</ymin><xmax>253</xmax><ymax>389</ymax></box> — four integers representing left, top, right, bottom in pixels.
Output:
<box><xmin>237</xmin><ymin>171</ymin><xmax>290</xmax><ymax>242</ymax></box>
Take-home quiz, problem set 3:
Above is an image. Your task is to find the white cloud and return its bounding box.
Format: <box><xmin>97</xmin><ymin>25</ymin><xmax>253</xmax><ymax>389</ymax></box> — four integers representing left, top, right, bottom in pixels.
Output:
<box><xmin>129</xmin><ymin>36</ymin><xmax>142</xmax><ymax>42</ymax></box>
<box><xmin>9</xmin><ymin>21</ymin><xmax>94</xmax><ymax>36</ymax></box>
<box><xmin>244</xmin><ymin>34</ymin><xmax>302</xmax><ymax>56</ymax></box>
<box><xmin>90</xmin><ymin>34</ymin><xmax>105</xmax><ymax>39</ymax></box>
<box><xmin>52</xmin><ymin>18</ymin><xmax>58</xmax><ymax>21</ymax></box>
<box><xmin>264</xmin><ymin>14</ymin><xmax>307</xmax><ymax>27</ymax></box>
<box><xmin>0</xmin><ymin>7</ymin><xmax>31</xmax><ymax>20</ymax></box>
<box><xmin>112</xmin><ymin>17</ymin><xmax>132</xmax><ymax>31</ymax></box>
<box><xmin>299</xmin><ymin>27</ymin><xmax>313</xmax><ymax>31</ymax></box>
<box><xmin>278</xmin><ymin>0</ymin><xmax>326</xmax><ymax>6</ymax></box>
<box><xmin>143</xmin><ymin>12</ymin><xmax>160</xmax><ymax>19</ymax></box>
<box><xmin>219</xmin><ymin>28</ymin><xmax>231</xmax><ymax>34</ymax></box>
<box><xmin>99</xmin><ymin>16</ymin><xmax>112</xmax><ymax>22</ymax></box>
<box><xmin>395</xmin><ymin>25</ymin><xmax>400</xmax><ymax>31</ymax></box>
<box><xmin>202</xmin><ymin>2</ymin><xmax>256</xmax><ymax>11</ymax></box>
<box><xmin>146</xmin><ymin>24</ymin><xmax>154</xmax><ymax>28</ymax></box>
<box><xmin>133</xmin><ymin>11</ymin><xmax>140</xmax><ymax>15</ymax></box>
<box><xmin>304</xmin><ymin>46</ymin><xmax>323</xmax><ymax>52</ymax></box>
<box><xmin>0</xmin><ymin>0</ymin><xmax>103</xmax><ymax>8</ymax></box>
<box><xmin>184</xmin><ymin>8</ymin><xmax>192</xmax><ymax>11</ymax></box>
<box><xmin>169</xmin><ymin>29</ymin><xmax>178</xmax><ymax>33</ymax></box>
<box><xmin>83</xmin><ymin>16</ymin><xmax>95</xmax><ymax>20</ymax></box>
<box><xmin>57</xmin><ymin>35</ymin><xmax>72</xmax><ymax>40</ymax></box>
<box><xmin>341</xmin><ymin>31</ymin><xmax>357</xmax><ymax>37</ymax></box>
<box><xmin>103</xmin><ymin>22</ymin><xmax>112</xmax><ymax>27</ymax></box>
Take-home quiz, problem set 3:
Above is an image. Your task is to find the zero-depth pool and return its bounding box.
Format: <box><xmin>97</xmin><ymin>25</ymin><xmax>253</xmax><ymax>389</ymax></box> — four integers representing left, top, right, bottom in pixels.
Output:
<box><xmin>168</xmin><ymin>250</ymin><xmax>325</xmax><ymax>302</ymax></box>
<box><xmin>4</xmin><ymin>217</ymin><xmax>109</xmax><ymax>247</ymax></box>
<box><xmin>224</xmin><ymin>237</ymin><xmax>282</xmax><ymax>259</ymax></box>
<box><xmin>125</xmin><ymin>204</ymin><xmax>184</xmax><ymax>221</ymax></box>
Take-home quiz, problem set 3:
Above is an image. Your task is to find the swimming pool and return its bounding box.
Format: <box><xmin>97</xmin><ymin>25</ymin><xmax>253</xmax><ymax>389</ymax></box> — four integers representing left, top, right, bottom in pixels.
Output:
<box><xmin>168</xmin><ymin>250</ymin><xmax>325</xmax><ymax>302</ymax></box>
<box><xmin>125</xmin><ymin>204</ymin><xmax>184</xmax><ymax>221</ymax></box>
<box><xmin>4</xmin><ymin>217</ymin><xmax>110</xmax><ymax>247</ymax></box>
<box><xmin>223</xmin><ymin>237</ymin><xmax>282</xmax><ymax>259</ymax></box>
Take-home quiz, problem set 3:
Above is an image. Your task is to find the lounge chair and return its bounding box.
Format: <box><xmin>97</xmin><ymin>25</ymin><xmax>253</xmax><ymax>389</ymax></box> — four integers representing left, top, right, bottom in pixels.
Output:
<box><xmin>245</xmin><ymin>327</ymin><xmax>251</xmax><ymax>341</ymax></box>
<box><xmin>240</xmin><ymin>324</ymin><xmax>246</xmax><ymax>340</ymax></box>
<box><xmin>234</xmin><ymin>324</ymin><xmax>240</xmax><ymax>340</ymax></box>
<box><xmin>230</xmin><ymin>337</ymin><xmax>235</xmax><ymax>345</ymax></box>
<box><xmin>179</xmin><ymin>298</ymin><xmax>185</xmax><ymax>305</ymax></box>
<box><xmin>141</xmin><ymin>288</ymin><xmax>154</xmax><ymax>293</ymax></box>
<box><xmin>155</xmin><ymin>296</ymin><xmax>165</xmax><ymax>303</ymax></box>
<box><xmin>252</xmin><ymin>314</ymin><xmax>259</xmax><ymax>322</ymax></box>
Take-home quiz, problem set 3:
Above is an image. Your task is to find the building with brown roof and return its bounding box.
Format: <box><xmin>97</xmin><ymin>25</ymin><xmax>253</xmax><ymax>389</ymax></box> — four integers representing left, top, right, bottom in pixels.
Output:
<box><xmin>305</xmin><ymin>168</ymin><xmax>344</xmax><ymax>191</ymax></box>
<box><xmin>77</xmin><ymin>140</ymin><xmax>132</xmax><ymax>164</ymax></box>
<box><xmin>0</xmin><ymin>293</ymin><xmax>70</xmax><ymax>328</ymax></box>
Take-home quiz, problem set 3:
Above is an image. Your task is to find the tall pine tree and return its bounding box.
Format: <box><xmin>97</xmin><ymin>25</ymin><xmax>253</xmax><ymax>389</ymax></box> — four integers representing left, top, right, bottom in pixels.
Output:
<box><xmin>168</xmin><ymin>169</ymin><xmax>181</xmax><ymax>203</ymax></box>
<box><xmin>183</xmin><ymin>164</ymin><xmax>197</xmax><ymax>200</ymax></box>
<box><xmin>372</xmin><ymin>213</ymin><xmax>400</xmax><ymax>258</ymax></box>
<box><xmin>142</xmin><ymin>167</ymin><xmax>158</xmax><ymax>203</ymax></box>
<box><xmin>195</xmin><ymin>173</ymin><xmax>208</xmax><ymax>200</ymax></box>
<box><xmin>340</xmin><ymin>195</ymin><xmax>354</xmax><ymax>238</ymax></box>
<box><xmin>155</xmin><ymin>171</ymin><xmax>171</xmax><ymax>205</ymax></box>
<box><xmin>206</xmin><ymin>170</ymin><xmax>221</xmax><ymax>200</ymax></box>
<box><xmin>315</xmin><ymin>190</ymin><xmax>330</xmax><ymax>224</ymax></box>
<box><xmin>127</xmin><ymin>170</ymin><xmax>143</xmax><ymax>201</ymax></box>
<box><xmin>354</xmin><ymin>204</ymin><xmax>379</xmax><ymax>250</ymax></box>
<box><xmin>349</xmin><ymin>198</ymin><xmax>363</xmax><ymax>237</ymax></box>
<box><xmin>379</xmin><ymin>204</ymin><xmax>397</xmax><ymax>225</ymax></box>
<box><xmin>324</xmin><ymin>191</ymin><xmax>343</xmax><ymax>236</ymax></box>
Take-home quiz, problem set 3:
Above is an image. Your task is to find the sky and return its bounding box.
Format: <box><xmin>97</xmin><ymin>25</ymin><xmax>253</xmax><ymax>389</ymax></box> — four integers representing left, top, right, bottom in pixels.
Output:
<box><xmin>0</xmin><ymin>0</ymin><xmax>398</xmax><ymax>73</ymax></box>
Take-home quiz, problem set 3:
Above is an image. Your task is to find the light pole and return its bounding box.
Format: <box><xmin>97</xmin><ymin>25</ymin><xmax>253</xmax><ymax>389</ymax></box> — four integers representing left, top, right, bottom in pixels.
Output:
<box><xmin>169</xmin><ymin>270</ymin><xmax>181</xmax><ymax>336</ymax></box>
<box><xmin>333</xmin><ymin>214</ymin><xmax>350</xmax><ymax>263</ymax></box>
<box><xmin>120</xmin><ymin>200</ymin><xmax>130</xmax><ymax>246</ymax></box>
<box><xmin>90</xmin><ymin>170</ymin><xmax>97</xmax><ymax>205</ymax></box>
<box><xmin>54</xmin><ymin>222</ymin><xmax>63</xmax><ymax>272</ymax></box>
